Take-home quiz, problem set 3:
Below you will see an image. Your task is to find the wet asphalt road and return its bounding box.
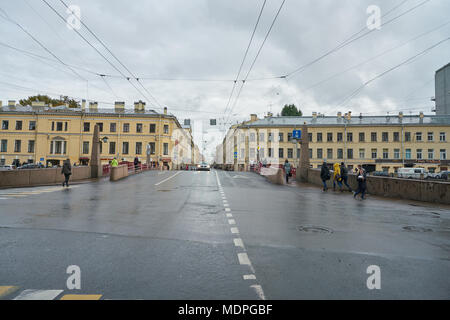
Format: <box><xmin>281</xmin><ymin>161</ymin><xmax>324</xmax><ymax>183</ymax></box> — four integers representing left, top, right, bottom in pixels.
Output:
<box><xmin>0</xmin><ymin>169</ymin><xmax>449</xmax><ymax>299</ymax></box>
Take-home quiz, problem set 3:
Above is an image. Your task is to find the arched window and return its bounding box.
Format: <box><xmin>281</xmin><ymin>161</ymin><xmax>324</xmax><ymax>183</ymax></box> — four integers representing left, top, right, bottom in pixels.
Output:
<box><xmin>50</xmin><ymin>136</ymin><xmax>67</xmax><ymax>155</ymax></box>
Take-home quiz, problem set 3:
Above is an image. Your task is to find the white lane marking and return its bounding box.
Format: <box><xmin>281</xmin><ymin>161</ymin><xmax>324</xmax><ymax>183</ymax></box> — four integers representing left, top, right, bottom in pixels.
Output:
<box><xmin>224</xmin><ymin>203</ymin><xmax>229</xmax><ymax>207</ymax></box>
<box><xmin>250</xmin><ymin>285</ymin><xmax>266</xmax><ymax>300</ymax></box>
<box><xmin>0</xmin><ymin>197</ymin><xmax>9</xmax><ymax>200</ymax></box>
<box><xmin>226</xmin><ymin>213</ymin><xmax>233</xmax><ymax>218</ymax></box>
<box><xmin>244</xmin><ymin>275</ymin><xmax>256</xmax><ymax>280</ymax></box>
<box><xmin>154</xmin><ymin>171</ymin><xmax>182</xmax><ymax>186</ymax></box>
<box><xmin>234</xmin><ymin>238</ymin><xmax>244</xmax><ymax>248</ymax></box>
<box><xmin>225</xmin><ymin>208</ymin><xmax>231</xmax><ymax>212</ymax></box>
<box><xmin>228</xmin><ymin>219</ymin><xmax>236</xmax><ymax>225</ymax></box>
<box><xmin>238</xmin><ymin>253</ymin><xmax>251</xmax><ymax>265</ymax></box>
<box><xmin>13</xmin><ymin>289</ymin><xmax>63</xmax><ymax>300</ymax></box>
<box><xmin>230</xmin><ymin>227</ymin><xmax>239</xmax><ymax>234</ymax></box>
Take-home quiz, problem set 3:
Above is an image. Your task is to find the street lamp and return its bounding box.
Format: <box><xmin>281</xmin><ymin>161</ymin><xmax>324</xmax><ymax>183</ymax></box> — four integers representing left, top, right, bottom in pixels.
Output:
<box><xmin>100</xmin><ymin>137</ymin><xmax>108</xmax><ymax>143</ymax></box>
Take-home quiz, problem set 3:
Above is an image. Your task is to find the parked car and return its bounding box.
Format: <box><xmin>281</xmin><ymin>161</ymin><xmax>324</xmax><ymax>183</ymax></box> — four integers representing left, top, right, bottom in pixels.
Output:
<box><xmin>197</xmin><ymin>162</ymin><xmax>210</xmax><ymax>171</ymax></box>
<box><xmin>397</xmin><ymin>168</ymin><xmax>427</xmax><ymax>179</ymax></box>
<box><xmin>17</xmin><ymin>163</ymin><xmax>45</xmax><ymax>170</ymax></box>
<box><xmin>372</xmin><ymin>171</ymin><xmax>390</xmax><ymax>177</ymax></box>
<box><xmin>435</xmin><ymin>171</ymin><xmax>449</xmax><ymax>180</ymax></box>
<box><xmin>0</xmin><ymin>165</ymin><xmax>15</xmax><ymax>171</ymax></box>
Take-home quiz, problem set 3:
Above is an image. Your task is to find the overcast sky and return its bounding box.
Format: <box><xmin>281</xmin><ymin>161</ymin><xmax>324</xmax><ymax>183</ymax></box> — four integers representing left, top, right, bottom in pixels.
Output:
<box><xmin>1</xmin><ymin>0</ymin><xmax>449</xmax><ymax>160</ymax></box>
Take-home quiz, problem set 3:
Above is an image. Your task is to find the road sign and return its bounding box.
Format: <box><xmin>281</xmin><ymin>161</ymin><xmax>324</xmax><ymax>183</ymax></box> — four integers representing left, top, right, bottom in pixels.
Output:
<box><xmin>293</xmin><ymin>130</ymin><xmax>302</xmax><ymax>140</ymax></box>
<box><xmin>234</xmin><ymin>151</ymin><xmax>237</xmax><ymax>159</ymax></box>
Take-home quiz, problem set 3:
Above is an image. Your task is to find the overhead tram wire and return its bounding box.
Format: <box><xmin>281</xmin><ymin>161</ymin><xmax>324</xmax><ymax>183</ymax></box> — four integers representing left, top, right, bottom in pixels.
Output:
<box><xmin>336</xmin><ymin>37</ymin><xmax>450</xmax><ymax>108</ymax></box>
<box><xmin>223</xmin><ymin>0</ymin><xmax>268</xmax><ymax>119</ymax></box>
<box><xmin>284</xmin><ymin>0</ymin><xmax>432</xmax><ymax>79</ymax></box>
<box><xmin>40</xmin><ymin>0</ymin><xmax>157</xmax><ymax>108</ymax></box>
<box><xmin>57</xmin><ymin>0</ymin><xmax>163</xmax><ymax>110</ymax></box>
<box><xmin>224</xmin><ymin>0</ymin><xmax>286</xmax><ymax>125</ymax></box>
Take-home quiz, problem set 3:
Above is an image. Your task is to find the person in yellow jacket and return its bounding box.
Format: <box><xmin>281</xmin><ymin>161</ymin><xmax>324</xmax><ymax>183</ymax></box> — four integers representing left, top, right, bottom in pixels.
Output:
<box><xmin>333</xmin><ymin>162</ymin><xmax>343</xmax><ymax>191</ymax></box>
<box><xmin>111</xmin><ymin>158</ymin><xmax>119</xmax><ymax>167</ymax></box>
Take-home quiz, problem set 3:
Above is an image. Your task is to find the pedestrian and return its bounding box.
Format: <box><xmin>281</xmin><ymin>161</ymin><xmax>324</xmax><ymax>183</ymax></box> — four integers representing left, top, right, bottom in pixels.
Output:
<box><xmin>61</xmin><ymin>159</ymin><xmax>72</xmax><ymax>187</ymax></box>
<box><xmin>284</xmin><ymin>159</ymin><xmax>292</xmax><ymax>184</ymax></box>
<box><xmin>111</xmin><ymin>157</ymin><xmax>118</xmax><ymax>167</ymax></box>
<box><xmin>333</xmin><ymin>162</ymin><xmax>343</xmax><ymax>191</ymax></box>
<box><xmin>320</xmin><ymin>160</ymin><xmax>331</xmax><ymax>191</ymax></box>
<box><xmin>134</xmin><ymin>156</ymin><xmax>139</xmax><ymax>172</ymax></box>
<box><xmin>354</xmin><ymin>165</ymin><xmax>367</xmax><ymax>200</ymax></box>
<box><xmin>340</xmin><ymin>162</ymin><xmax>352</xmax><ymax>192</ymax></box>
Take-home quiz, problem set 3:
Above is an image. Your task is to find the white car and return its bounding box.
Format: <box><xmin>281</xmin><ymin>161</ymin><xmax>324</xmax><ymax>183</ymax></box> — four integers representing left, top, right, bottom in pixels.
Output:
<box><xmin>397</xmin><ymin>168</ymin><xmax>427</xmax><ymax>179</ymax></box>
<box><xmin>197</xmin><ymin>163</ymin><xmax>210</xmax><ymax>171</ymax></box>
<box><xmin>0</xmin><ymin>165</ymin><xmax>15</xmax><ymax>171</ymax></box>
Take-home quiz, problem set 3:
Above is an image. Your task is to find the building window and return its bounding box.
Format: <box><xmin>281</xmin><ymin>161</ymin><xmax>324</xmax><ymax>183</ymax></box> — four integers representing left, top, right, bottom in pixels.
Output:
<box><xmin>337</xmin><ymin>148</ymin><xmax>343</xmax><ymax>159</ymax></box>
<box><xmin>135</xmin><ymin>142</ymin><xmax>142</xmax><ymax>155</ymax></box>
<box><xmin>347</xmin><ymin>149</ymin><xmax>353</xmax><ymax>159</ymax></box>
<box><xmin>2</xmin><ymin>120</ymin><xmax>9</xmax><ymax>130</ymax></box>
<box><xmin>359</xmin><ymin>132</ymin><xmax>365</xmax><ymax>142</ymax></box>
<box><xmin>405</xmin><ymin>132</ymin><xmax>411</xmax><ymax>142</ymax></box>
<box><xmin>287</xmin><ymin>148</ymin><xmax>293</xmax><ymax>158</ymax></box>
<box><xmin>371</xmin><ymin>132</ymin><xmax>377</xmax><ymax>142</ymax></box>
<box><xmin>110</xmin><ymin>123</ymin><xmax>116</xmax><ymax>133</ymax></box>
<box><xmin>99</xmin><ymin>141</ymin><xmax>103</xmax><ymax>154</ymax></box>
<box><xmin>16</xmin><ymin>121</ymin><xmax>22</xmax><ymax>130</ymax></box>
<box><xmin>260</xmin><ymin>148</ymin><xmax>265</xmax><ymax>158</ymax></box>
<box><xmin>51</xmin><ymin>140</ymin><xmax>66</xmax><ymax>154</ymax></box>
<box><xmin>359</xmin><ymin>149</ymin><xmax>365</xmax><ymax>159</ymax></box>
<box><xmin>405</xmin><ymin>149</ymin><xmax>411</xmax><ymax>159</ymax></box>
<box><xmin>136</xmin><ymin>123</ymin><xmax>143</xmax><ymax>133</ymax></box>
<box><xmin>428</xmin><ymin>132</ymin><xmax>434</xmax><ymax>141</ymax></box>
<box><xmin>249</xmin><ymin>148</ymin><xmax>256</xmax><ymax>159</ymax></box>
<box><xmin>109</xmin><ymin>142</ymin><xmax>116</xmax><ymax>155</ymax></box>
<box><xmin>123</xmin><ymin>123</ymin><xmax>130</xmax><ymax>133</ymax></box>
<box><xmin>149</xmin><ymin>124</ymin><xmax>156</xmax><ymax>133</ymax></box>
<box><xmin>56</xmin><ymin>122</ymin><xmax>63</xmax><ymax>131</ymax></box>
<box><xmin>327</xmin><ymin>148</ymin><xmax>333</xmax><ymax>159</ymax></box>
<box><xmin>416</xmin><ymin>132</ymin><xmax>422</xmax><ymax>142</ymax></box>
<box><xmin>163</xmin><ymin>125</ymin><xmax>169</xmax><ymax>134</ymax></box>
<box><xmin>250</xmin><ymin>132</ymin><xmax>256</xmax><ymax>142</ymax></box>
<box><xmin>383</xmin><ymin>148</ymin><xmax>389</xmax><ymax>159</ymax></box>
<box><xmin>14</xmin><ymin>140</ymin><xmax>21</xmax><ymax>152</ymax></box>
<box><xmin>440</xmin><ymin>149</ymin><xmax>446</xmax><ymax>160</ymax></box>
<box><xmin>308</xmin><ymin>133</ymin><xmax>312</xmax><ymax>142</ymax></box>
<box><xmin>416</xmin><ymin>149</ymin><xmax>422</xmax><ymax>160</ymax></box>
<box><xmin>149</xmin><ymin>142</ymin><xmax>156</xmax><ymax>155</ymax></box>
<box><xmin>259</xmin><ymin>133</ymin><xmax>265</xmax><ymax>142</ymax></box>
<box><xmin>428</xmin><ymin>149</ymin><xmax>434</xmax><ymax>160</ymax></box>
<box><xmin>371</xmin><ymin>148</ymin><xmax>377</xmax><ymax>159</ymax></box>
<box><xmin>28</xmin><ymin>140</ymin><xmax>35</xmax><ymax>153</ymax></box>
<box><xmin>84</xmin><ymin>122</ymin><xmax>90</xmax><ymax>132</ymax></box>
<box><xmin>239</xmin><ymin>134</ymin><xmax>245</xmax><ymax>143</ymax></box>
<box><xmin>382</xmin><ymin>132</ymin><xmax>389</xmax><ymax>142</ymax></box>
<box><xmin>394</xmin><ymin>149</ymin><xmax>400</xmax><ymax>159</ymax></box>
<box><xmin>83</xmin><ymin>141</ymin><xmax>90</xmax><ymax>154</ymax></box>
<box><xmin>309</xmin><ymin>148</ymin><xmax>313</xmax><ymax>159</ymax></box>
<box><xmin>122</xmin><ymin>142</ymin><xmax>129</xmax><ymax>154</ymax></box>
<box><xmin>317</xmin><ymin>148</ymin><xmax>323</xmax><ymax>159</ymax></box>
<box><xmin>440</xmin><ymin>132</ymin><xmax>446</xmax><ymax>142</ymax></box>
<box><xmin>337</xmin><ymin>133</ymin><xmax>343</xmax><ymax>142</ymax></box>
<box><xmin>393</xmin><ymin>132</ymin><xmax>400</xmax><ymax>142</ymax></box>
<box><xmin>29</xmin><ymin>121</ymin><xmax>36</xmax><ymax>130</ymax></box>
<box><xmin>279</xmin><ymin>148</ymin><xmax>284</xmax><ymax>159</ymax></box>
<box><xmin>297</xmin><ymin>148</ymin><xmax>300</xmax><ymax>159</ymax></box>
<box><xmin>327</xmin><ymin>133</ymin><xmax>333</xmax><ymax>142</ymax></box>
<box><xmin>268</xmin><ymin>148</ymin><xmax>273</xmax><ymax>157</ymax></box>
<box><xmin>65</xmin><ymin>122</ymin><xmax>68</xmax><ymax>131</ymax></box>
<box><xmin>347</xmin><ymin>132</ymin><xmax>353</xmax><ymax>142</ymax></box>
<box><xmin>240</xmin><ymin>148</ymin><xmax>245</xmax><ymax>159</ymax></box>
<box><xmin>268</xmin><ymin>133</ymin><xmax>273</xmax><ymax>142</ymax></box>
<box><xmin>316</xmin><ymin>133</ymin><xmax>322</xmax><ymax>142</ymax></box>
<box><xmin>96</xmin><ymin>123</ymin><xmax>103</xmax><ymax>132</ymax></box>
<box><xmin>279</xmin><ymin>133</ymin><xmax>284</xmax><ymax>142</ymax></box>
<box><xmin>1</xmin><ymin>139</ymin><xmax>7</xmax><ymax>152</ymax></box>
<box><xmin>163</xmin><ymin>143</ymin><xmax>169</xmax><ymax>155</ymax></box>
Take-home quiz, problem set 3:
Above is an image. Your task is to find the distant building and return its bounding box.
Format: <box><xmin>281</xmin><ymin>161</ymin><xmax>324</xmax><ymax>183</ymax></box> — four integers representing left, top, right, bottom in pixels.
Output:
<box><xmin>435</xmin><ymin>63</ymin><xmax>450</xmax><ymax>115</ymax></box>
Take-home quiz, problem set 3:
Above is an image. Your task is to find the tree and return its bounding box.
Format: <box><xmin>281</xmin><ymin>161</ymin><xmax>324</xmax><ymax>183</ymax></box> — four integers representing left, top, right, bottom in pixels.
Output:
<box><xmin>281</xmin><ymin>104</ymin><xmax>302</xmax><ymax>117</ymax></box>
<box><xmin>19</xmin><ymin>95</ymin><xmax>79</xmax><ymax>108</ymax></box>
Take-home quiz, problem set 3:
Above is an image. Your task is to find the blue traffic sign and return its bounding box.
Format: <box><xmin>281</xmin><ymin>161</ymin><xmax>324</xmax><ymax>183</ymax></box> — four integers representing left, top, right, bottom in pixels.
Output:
<box><xmin>293</xmin><ymin>130</ymin><xmax>302</xmax><ymax>139</ymax></box>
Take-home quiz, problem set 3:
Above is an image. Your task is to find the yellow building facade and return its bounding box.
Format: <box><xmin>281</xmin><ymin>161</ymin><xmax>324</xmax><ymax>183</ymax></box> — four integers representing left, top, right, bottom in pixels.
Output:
<box><xmin>0</xmin><ymin>100</ymin><xmax>196</xmax><ymax>168</ymax></box>
<box><xmin>218</xmin><ymin>112</ymin><xmax>450</xmax><ymax>173</ymax></box>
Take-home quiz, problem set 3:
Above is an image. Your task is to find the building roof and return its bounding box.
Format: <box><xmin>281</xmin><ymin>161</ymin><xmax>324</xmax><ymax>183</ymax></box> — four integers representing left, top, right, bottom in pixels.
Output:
<box><xmin>238</xmin><ymin>115</ymin><xmax>450</xmax><ymax>128</ymax></box>
<box><xmin>436</xmin><ymin>62</ymin><xmax>450</xmax><ymax>74</ymax></box>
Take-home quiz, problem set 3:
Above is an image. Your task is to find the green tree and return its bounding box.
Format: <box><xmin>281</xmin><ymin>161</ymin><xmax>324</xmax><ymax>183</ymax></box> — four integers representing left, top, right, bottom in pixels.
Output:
<box><xmin>19</xmin><ymin>95</ymin><xmax>79</xmax><ymax>108</ymax></box>
<box><xmin>281</xmin><ymin>104</ymin><xmax>302</xmax><ymax>117</ymax></box>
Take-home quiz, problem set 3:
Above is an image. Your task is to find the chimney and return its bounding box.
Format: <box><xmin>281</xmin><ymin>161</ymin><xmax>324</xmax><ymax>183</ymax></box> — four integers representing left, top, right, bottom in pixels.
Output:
<box><xmin>8</xmin><ymin>100</ymin><xmax>15</xmax><ymax>106</ymax></box>
<box><xmin>134</xmin><ymin>100</ymin><xmax>145</xmax><ymax>112</ymax></box>
<box><xmin>31</xmin><ymin>100</ymin><xmax>46</xmax><ymax>107</ymax></box>
<box><xmin>312</xmin><ymin>112</ymin><xmax>317</xmax><ymax>119</ymax></box>
<box><xmin>250</xmin><ymin>114</ymin><xmax>258</xmax><ymax>122</ymax></box>
<box><xmin>346</xmin><ymin>111</ymin><xmax>352</xmax><ymax>120</ymax></box>
<box><xmin>419</xmin><ymin>111</ymin><xmax>424</xmax><ymax>119</ymax></box>
<box><xmin>89</xmin><ymin>101</ymin><xmax>98</xmax><ymax>112</ymax></box>
<box><xmin>399</xmin><ymin>111</ymin><xmax>403</xmax><ymax>119</ymax></box>
<box><xmin>115</xmin><ymin>101</ymin><xmax>125</xmax><ymax>113</ymax></box>
<box><xmin>164</xmin><ymin>107</ymin><xmax>167</xmax><ymax>115</ymax></box>
<box><xmin>81</xmin><ymin>99</ymin><xmax>86</xmax><ymax>111</ymax></box>
<box><xmin>337</xmin><ymin>112</ymin><xmax>342</xmax><ymax>119</ymax></box>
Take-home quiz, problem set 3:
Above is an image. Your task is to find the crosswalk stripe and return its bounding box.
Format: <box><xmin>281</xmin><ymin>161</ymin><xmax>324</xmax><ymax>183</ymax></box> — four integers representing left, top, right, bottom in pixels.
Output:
<box><xmin>0</xmin><ymin>286</ymin><xmax>19</xmax><ymax>298</ymax></box>
<box><xmin>13</xmin><ymin>289</ymin><xmax>63</xmax><ymax>300</ymax></box>
<box><xmin>60</xmin><ymin>294</ymin><xmax>102</xmax><ymax>300</ymax></box>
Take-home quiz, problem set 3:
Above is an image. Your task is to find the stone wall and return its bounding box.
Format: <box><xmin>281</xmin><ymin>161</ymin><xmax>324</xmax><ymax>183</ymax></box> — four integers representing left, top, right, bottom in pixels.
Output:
<box><xmin>0</xmin><ymin>166</ymin><xmax>91</xmax><ymax>188</ymax></box>
<box><xmin>110</xmin><ymin>165</ymin><xmax>129</xmax><ymax>181</ymax></box>
<box><xmin>307</xmin><ymin>169</ymin><xmax>450</xmax><ymax>204</ymax></box>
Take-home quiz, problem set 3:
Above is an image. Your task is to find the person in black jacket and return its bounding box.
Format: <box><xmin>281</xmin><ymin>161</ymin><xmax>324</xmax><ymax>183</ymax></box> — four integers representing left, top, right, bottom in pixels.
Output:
<box><xmin>320</xmin><ymin>160</ymin><xmax>331</xmax><ymax>191</ymax></box>
<box><xmin>340</xmin><ymin>162</ymin><xmax>352</xmax><ymax>192</ymax></box>
<box><xmin>353</xmin><ymin>165</ymin><xmax>367</xmax><ymax>200</ymax></box>
<box><xmin>61</xmin><ymin>159</ymin><xmax>72</xmax><ymax>187</ymax></box>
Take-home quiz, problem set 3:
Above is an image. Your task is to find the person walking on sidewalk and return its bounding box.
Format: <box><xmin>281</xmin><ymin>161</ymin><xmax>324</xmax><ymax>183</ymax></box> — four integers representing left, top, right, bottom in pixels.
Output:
<box><xmin>134</xmin><ymin>156</ymin><xmax>139</xmax><ymax>172</ymax></box>
<box><xmin>354</xmin><ymin>165</ymin><xmax>367</xmax><ymax>200</ymax></box>
<box><xmin>340</xmin><ymin>162</ymin><xmax>352</xmax><ymax>192</ymax></box>
<box><xmin>284</xmin><ymin>159</ymin><xmax>292</xmax><ymax>184</ymax></box>
<box><xmin>320</xmin><ymin>160</ymin><xmax>331</xmax><ymax>191</ymax></box>
<box><xmin>111</xmin><ymin>157</ymin><xmax>118</xmax><ymax>167</ymax></box>
<box><xmin>332</xmin><ymin>162</ymin><xmax>343</xmax><ymax>191</ymax></box>
<box><xmin>61</xmin><ymin>159</ymin><xmax>72</xmax><ymax>187</ymax></box>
